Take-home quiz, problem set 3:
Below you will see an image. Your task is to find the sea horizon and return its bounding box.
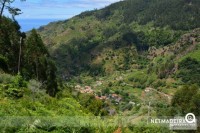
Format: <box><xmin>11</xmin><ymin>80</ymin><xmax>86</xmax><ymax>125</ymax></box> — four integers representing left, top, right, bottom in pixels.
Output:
<box><xmin>16</xmin><ymin>18</ymin><xmax>65</xmax><ymax>32</ymax></box>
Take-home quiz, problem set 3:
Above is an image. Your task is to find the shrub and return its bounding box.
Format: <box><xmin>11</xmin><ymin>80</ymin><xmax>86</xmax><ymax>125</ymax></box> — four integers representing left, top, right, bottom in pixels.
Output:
<box><xmin>171</xmin><ymin>85</ymin><xmax>200</xmax><ymax>116</ymax></box>
<box><xmin>128</xmin><ymin>71</ymin><xmax>147</xmax><ymax>85</ymax></box>
<box><xmin>28</xmin><ymin>80</ymin><xmax>45</xmax><ymax>101</ymax></box>
<box><xmin>4</xmin><ymin>74</ymin><xmax>26</xmax><ymax>98</ymax></box>
<box><xmin>0</xmin><ymin>73</ymin><xmax>14</xmax><ymax>84</ymax></box>
<box><xmin>152</xmin><ymin>80</ymin><xmax>166</xmax><ymax>89</ymax></box>
<box><xmin>28</xmin><ymin>80</ymin><xmax>43</xmax><ymax>93</ymax></box>
<box><xmin>177</xmin><ymin>57</ymin><xmax>200</xmax><ymax>86</ymax></box>
<box><xmin>13</xmin><ymin>74</ymin><xmax>26</xmax><ymax>88</ymax></box>
<box><xmin>5</xmin><ymin>87</ymin><xmax>23</xmax><ymax>98</ymax></box>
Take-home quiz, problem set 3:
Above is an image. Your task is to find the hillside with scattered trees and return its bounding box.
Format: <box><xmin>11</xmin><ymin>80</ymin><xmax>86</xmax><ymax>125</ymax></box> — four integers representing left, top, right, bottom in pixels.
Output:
<box><xmin>38</xmin><ymin>0</ymin><xmax>200</xmax><ymax>77</ymax></box>
<box><xmin>0</xmin><ymin>0</ymin><xmax>200</xmax><ymax>132</ymax></box>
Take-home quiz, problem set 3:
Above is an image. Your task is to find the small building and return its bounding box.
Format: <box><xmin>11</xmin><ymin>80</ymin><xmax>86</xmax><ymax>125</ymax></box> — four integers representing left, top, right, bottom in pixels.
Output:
<box><xmin>145</xmin><ymin>87</ymin><xmax>152</xmax><ymax>93</ymax></box>
<box><xmin>95</xmin><ymin>96</ymin><xmax>100</xmax><ymax>99</ymax></box>
<box><xmin>112</xmin><ymin>94</ymin><xmax>118</xmax><ymax>98</ymax></box>
<box><xmin>85</xmin><ymin>86</ymin><xmax>91</xmax><ymax>90</ymax></box>
<box><xmin>100</xmin><ymin>96</ymin><xmax>107</xmax><ymax>100</ymax></box>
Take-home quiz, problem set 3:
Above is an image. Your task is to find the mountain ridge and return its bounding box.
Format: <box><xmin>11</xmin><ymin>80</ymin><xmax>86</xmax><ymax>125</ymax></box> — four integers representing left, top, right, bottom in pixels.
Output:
<box><xmin>37</xmin><ymin>0</ymin><xmax>200</xmax><ymax>77</ymax></box>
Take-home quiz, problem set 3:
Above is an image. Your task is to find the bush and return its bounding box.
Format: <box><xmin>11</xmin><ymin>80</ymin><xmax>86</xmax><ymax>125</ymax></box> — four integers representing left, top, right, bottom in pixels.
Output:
<box><xmin>152</xmin><ymin>80</ymin><xmax>166</xmax><ymax>89</ymax></box>
<box><xmin>122</xmin><ymin>103</ymin><xmax>133</xmax><ymax>111</ymax></box>
<box><xmin>177</xmin><ymin>57</ymin><xmax>200</xmax><ymax>86</ymax></box>
<box><xmin>102</xmin><ymin>88</ymin><xmax>110</xmax><ymax>95</ymax></box>
<box><xmin>0</xmin><ymin>73</ymin><xmax>14</xmax><ymax>84</ymax></box>
<box><xmin>171</xmin><ymin>85</ymin><xmax>200</xmax><ymax>116</ymax></box>
<box><xmin>128</xmin><ymin>71</ymin><xmax>147</xmax><ymax>85</ymax></box>
<box><xmin>128</xmin><ymin>123</ymin><xmax>173</xmax><ymax>133</ymax></box>
<box><xmin>28</xmin><ymin>80</ymin><xmax>46</xmax><ymax>101</ymax></box>
<box><xmin>5</xmin><ymin>87</ymin><xmax>23</xmax><ymax>98</ymax></box>
<box><xmin>3</xmin><ymin>74</ymin><xmax>26</xmax><ymax>98</ymax></box>
<box><xmin>13</xmin><ymin>74</ymin><xmax>26</xmax><ymax>88</ymax></box>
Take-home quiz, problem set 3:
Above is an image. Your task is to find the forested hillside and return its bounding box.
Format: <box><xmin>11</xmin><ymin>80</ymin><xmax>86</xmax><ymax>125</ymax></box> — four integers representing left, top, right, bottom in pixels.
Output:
<box><xmin>38</xmin><ymin>0</ymin><xmax>200</xmax><ymax>77</ymax></box>
<box><xmin>0</xmin><ymin>0</ymin><xmax>200</xmax><ymax>132</ymax></box>
<box><xmin>0</xmin><ymin>17</ymin><xmax>57</xmax><ymax>96</ymax></box>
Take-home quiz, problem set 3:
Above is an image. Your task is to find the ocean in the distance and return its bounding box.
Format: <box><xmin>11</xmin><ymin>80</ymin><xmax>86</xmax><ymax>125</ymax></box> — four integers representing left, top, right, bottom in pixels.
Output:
<box><xmin>16</xmin><ymin>19</ymin><xmax>64</xmax><ymax>32</ymax></box>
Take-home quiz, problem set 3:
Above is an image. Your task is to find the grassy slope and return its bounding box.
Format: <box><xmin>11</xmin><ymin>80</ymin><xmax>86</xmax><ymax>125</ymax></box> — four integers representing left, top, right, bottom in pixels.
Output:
<box><xmin>36</xmin><ymin>0</ymin><xmax>200</xmax><ymax>119</ymax></box>
<box><xmin>179</xmin><ymin>43</ymin><xmax>200</xmax><ymax>62</ymax></box>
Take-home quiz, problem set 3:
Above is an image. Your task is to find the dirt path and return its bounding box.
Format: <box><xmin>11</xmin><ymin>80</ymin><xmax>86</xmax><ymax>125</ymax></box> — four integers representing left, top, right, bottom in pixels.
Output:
<box><xmin>151</xmin><ymin>88</ymin><xmax>172</xmax><ymax>100</ymax></box>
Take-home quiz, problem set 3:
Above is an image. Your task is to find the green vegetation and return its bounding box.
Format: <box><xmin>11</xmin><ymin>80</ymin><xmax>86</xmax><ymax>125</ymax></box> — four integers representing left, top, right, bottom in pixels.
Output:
<box><xmin>1</xmin><ymin>0</ymin><xmax>200</xmax><ymax>132</ymax></box>
<box><xmin>177</xmin><ymin>57</ymin><xmax>200</xmax><ymax>86</ymax></box>
<box><xmin>180</xmin><ymin>44</ymin><xmax>200</xmax><ymax>61</ymax></box>
<box><xmin>171</xmin><ymin>85</ymin><xmax>200</xmax><ymax>116</ymax></box>
<box><xmin>38</xmin><ymin>0</ymin><xmax>200</xmax><ymax>77</ymax></box>
<box><xmin>0</xmin><ymin>74</ymin><xmax>91</xmax><ymax>132</ymax></box>
<box><xmin>123</xmin><ymin>0</ymin><xmax>200</xmax><ymax>30</ymax></box>
<box><xmin>0</xmin><ymin>17</ymin><xmax>58</xmax><ymax>96</ymax></box>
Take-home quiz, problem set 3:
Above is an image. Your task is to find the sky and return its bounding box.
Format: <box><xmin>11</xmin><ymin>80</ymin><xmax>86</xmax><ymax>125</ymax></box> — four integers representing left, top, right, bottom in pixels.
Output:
<box><xmin>4</xmin><ymin>0</ymin><xmax>121</xmax><ymax>31</ymax></box>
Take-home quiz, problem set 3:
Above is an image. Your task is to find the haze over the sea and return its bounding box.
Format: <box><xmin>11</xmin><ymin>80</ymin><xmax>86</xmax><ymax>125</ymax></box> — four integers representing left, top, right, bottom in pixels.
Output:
<box><xmin>16</xmin><ymin>19</ymin><xmax>61</xmax><ymax>31</ymax></box>
<box><xmin>6</xmin><ymin>0</ymin><xmax>121</xmax><ymax>31</ymax></box>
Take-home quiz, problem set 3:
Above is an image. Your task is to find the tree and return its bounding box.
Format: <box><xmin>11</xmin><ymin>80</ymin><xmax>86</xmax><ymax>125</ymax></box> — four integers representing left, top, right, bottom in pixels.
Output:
<box><xmin>87</xmin><ymin>99</ymin><xmax>103</xmax><ymax>115</ymax></box>
<box><xmin>0</xmin><ymin>0</ymin><xmax>26</xmax><ymax>22</ymax></box>
<box><xmin>0</xmin><ymin>17</ymin><xmax>22</xmax><ymax>73</ymax></box>
<box><xmin>178</xmin><ymin>57</ymin><xmax>200</xmax><ymax>86</ymax></box>
<box><xmin>46</xmin><ymin>59</ymin><xmax>58</xmax><ymax>97</ymax></box>
<box><xmin>25</xmin><ymin>29</ymin><xmax>48</xmax><ymax>79</ymax></box>
<box><xmin>18</xmin><ymin>32</ymin><xmax>26</xmax><ymax>73</ymax></box>
<box><xmin>0</xmin><ymin>54</ymin><xmax>8</xmax><ymax>71</ymax></box>
<box><xmin>171</xmin><ymin>85</ymin><xmax>200</xmax><ymax>116</ymax></box>
<box><xmin>24</xmin><ymin>29</ymin><xmax>58</xmax><ymax>96</ymax></box>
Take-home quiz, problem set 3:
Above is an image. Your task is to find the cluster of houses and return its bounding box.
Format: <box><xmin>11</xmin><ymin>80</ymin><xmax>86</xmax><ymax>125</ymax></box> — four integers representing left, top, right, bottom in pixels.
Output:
<box><xmin>75</xmin><ymin>85</ymin><xmax>94</xmax><ymax>94</ymax></box>
<box><xmin>74</xmin><ymin>84</ymin><xmax>143</xmax><ymax>115</ymax></box>
<box><xmin>75</xmin><ymin>84</ymin><xmax>122</xmax><ymax>104</ymax></box>
<box><xmin>95</xmin><ymin>93</ymin><xmax>122</xmax><ymax>103</ymax></box>
<box><xmin>95</xmin><ymin>95</ymin><xmax>107</xmax><ymax>100</ymax></box>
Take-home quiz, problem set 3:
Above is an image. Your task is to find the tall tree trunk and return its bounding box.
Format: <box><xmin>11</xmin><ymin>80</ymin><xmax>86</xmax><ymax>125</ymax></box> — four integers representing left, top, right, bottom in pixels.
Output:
<box><xmin>36</xmin><ymin>59</ymin><xmax>39</xmax><ymax>80</ymax></box>
<box><xmin>18</xmin><ymin>37</ymin><xmax>22</xmax><ymax>73</ymax></box>
<box><xmin>0</xmin><ymin>0</ymin><xmax>7</xmax><ymax>22</ymax></box>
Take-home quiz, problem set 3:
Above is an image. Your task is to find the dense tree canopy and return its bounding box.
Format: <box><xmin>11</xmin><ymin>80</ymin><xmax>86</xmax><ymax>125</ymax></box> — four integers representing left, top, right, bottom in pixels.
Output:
<box><xmin>0</xmin><ymin>17</ymin><xmax>21</xmax><ymax>73</ymax></box>
<box><xmin>0</xmin><ymin>18</ymin><xmax>58</xmax><ymax>96</ymax></box>
<box><xmin>177</xmin><ymin>57</ymin><xmax>200</xmax><ymax>86</ymax></box>
<box><xmin>171</xmin><ymin>85</ymin><xmax>200</xmax><ymax>116</ymax></box>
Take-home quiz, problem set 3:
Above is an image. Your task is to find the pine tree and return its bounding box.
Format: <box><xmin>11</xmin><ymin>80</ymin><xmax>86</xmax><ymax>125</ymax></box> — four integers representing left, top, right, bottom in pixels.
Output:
<box><xmin>24</xmin><ymin>29</ymin><xmax>58</xmax><ymax>96</ymax></box>
<box><xmin>0</xmin><ymin>0</ymin><xmax>26</xmax><ymax>22</ymax></box>
<box><xmin>0</xmin><ymin>17</ymin><xmax>21</xmax><ymax>73</ymax></box>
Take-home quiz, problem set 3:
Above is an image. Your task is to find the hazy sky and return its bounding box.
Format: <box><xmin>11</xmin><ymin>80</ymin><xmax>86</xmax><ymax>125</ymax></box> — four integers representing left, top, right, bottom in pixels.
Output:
<box><xmin>8</xmin><ymin>0</ymin><xmax>121</xmax><ymax>19</ymax></box>
<box><xmin>3</xmin><ymin>0</ymin><xmax>121</xmax><ymax>31</ymax></box>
